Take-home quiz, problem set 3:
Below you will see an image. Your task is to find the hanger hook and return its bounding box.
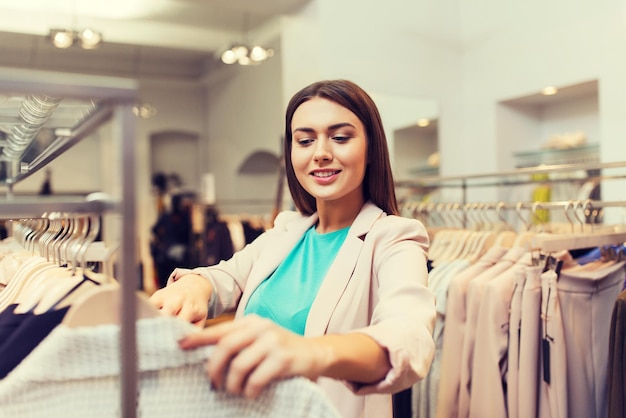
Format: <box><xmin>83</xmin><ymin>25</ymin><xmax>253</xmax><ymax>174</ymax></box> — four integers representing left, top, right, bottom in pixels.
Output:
<box><xmin>515</xmin><ymin>201</ymin><xmax>530</xmax><ymax>232</ymax></box>
<box><xmin>573</xmin><ymin>200</ymin><xmax>587</xmax><ymax>233</ymax></box>
<box><xmin>531</xmin><ymin>201</ymin><xmax>545</xmax><ymax>231</ymax></box>
<box><xmin>563</xmin><ymin>200</ymin><xmax>576</xmax><ymax>233</ymax></box>
<box><xmin>496</xmin><ymin>201</ymin><xmax>508</xmax><ymax>224</ymax></box>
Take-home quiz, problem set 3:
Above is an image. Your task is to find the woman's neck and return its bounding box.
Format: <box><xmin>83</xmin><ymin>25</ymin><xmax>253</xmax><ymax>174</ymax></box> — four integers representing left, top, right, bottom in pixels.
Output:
<box><xmin>315</xmin><ymin>196</ymin><xmax>365</xmax><ymax>234</ymax></box>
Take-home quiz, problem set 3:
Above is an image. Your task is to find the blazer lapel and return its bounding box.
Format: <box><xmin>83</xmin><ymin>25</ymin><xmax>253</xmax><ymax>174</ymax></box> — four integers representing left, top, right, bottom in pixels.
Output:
<box><xmin>236</xmin><ymin>212</ymin><xmax>318</xmax><ymax>317</ymax></box>
<box><xmin>305</xmin><ymin>202</ymin><xmax>384</xmax><ymax>336</ymax></box>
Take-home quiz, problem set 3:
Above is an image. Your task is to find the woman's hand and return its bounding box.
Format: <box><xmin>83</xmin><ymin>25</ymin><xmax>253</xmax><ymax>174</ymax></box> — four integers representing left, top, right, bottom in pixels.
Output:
<box><xmin>178</xmin><ymin>315</ymin><xmax>329</xmax><ymax>399</ymax></box>
<box><xmin>149</xmin><ymin>271</ymin><xmax>213</xmax><ymax>326</ymax></box>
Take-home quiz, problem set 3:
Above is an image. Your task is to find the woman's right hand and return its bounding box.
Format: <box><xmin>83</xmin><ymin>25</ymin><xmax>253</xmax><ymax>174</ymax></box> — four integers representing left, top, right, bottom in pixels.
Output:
<box><xmin>149</xmin><ymin>271</ymin><xmax>213</xmax><ymax>326</ymax></box>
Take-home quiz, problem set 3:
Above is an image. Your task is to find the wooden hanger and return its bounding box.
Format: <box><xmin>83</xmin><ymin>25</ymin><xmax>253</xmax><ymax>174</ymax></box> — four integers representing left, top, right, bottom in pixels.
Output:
<box><xmin>62</xmin><ymin>283</ymin><xmax>161</xmax><ymax>328</ymax></box>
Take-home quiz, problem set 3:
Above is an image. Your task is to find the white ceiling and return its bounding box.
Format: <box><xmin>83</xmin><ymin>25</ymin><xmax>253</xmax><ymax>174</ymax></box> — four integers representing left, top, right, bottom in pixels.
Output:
<box><xmin>0</xmin><ymin>0</ymin><xmax>311</xmax><ymax>80</ymax></box>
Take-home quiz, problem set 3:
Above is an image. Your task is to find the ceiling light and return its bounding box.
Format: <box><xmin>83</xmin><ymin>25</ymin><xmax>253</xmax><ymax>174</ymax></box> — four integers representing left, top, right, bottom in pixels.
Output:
<box><xmin>417</xmin><ymin>118</ymin><xmax>431</xmax><ymax>127</ymax></box>
<box><xmin>48</xmin><ymin>28</ymin><xmax>103</xmax><ymax>50</ymax></box>
<box><xmin>541</xmin><ymin>86</ymin><xmax>558</xmax><ymax>96</ymax></box>
<box><xmin>79</xmin><ymin>29</ymin><xmax>103</xmax><ymax>49</ymax></box>
<box><xmin>220</xmin><ymin>44</ymin><xmax>274</xmax><ymax>66</ymax></box>
<box><xmin>50</xmin><ymin>29</ymin><xmax>75</xmax><ymax>49</ymax></box>
<box><xmin>132</xmin><ymin>103</ymin><xmax>157</xmax><ymax>119</ymax></box>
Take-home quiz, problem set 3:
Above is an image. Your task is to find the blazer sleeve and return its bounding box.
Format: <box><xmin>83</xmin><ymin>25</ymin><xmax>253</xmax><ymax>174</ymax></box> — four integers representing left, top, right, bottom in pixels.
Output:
<box><xmin>348</xmin><ymin>215</ymin><xmax>436</xmax><ymax>394</ymax></box>
<box><xmin>189</xmin><ymin>210</ymin><xmax>301</xmax><ymax>318</ymax></box>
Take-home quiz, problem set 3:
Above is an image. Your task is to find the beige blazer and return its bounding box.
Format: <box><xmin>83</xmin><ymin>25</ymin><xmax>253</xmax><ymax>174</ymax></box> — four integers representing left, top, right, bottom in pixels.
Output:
<box><xmin>192</xmin><ymin>201</ymin><xmax>436</xmax><ymax>418</ymax></box>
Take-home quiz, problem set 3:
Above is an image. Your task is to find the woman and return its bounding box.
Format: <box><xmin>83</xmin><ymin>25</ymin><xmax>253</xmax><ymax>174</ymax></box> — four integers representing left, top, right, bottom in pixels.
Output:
<box><xmin>149</xmin><ymin>79</ymin><xmax>436</xmax><ymax>418</ymax></box>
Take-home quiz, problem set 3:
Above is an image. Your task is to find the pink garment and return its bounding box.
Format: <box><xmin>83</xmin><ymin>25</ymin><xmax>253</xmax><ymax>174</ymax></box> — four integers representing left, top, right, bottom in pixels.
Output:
<box><xmin>517</xmin><ymin>266</ymin><xmax>543</xmax><ymax>418</ymax></box>
<box><xmin>468</xmin><ymin>253</ymin><xmax>533</xmax><ymax>418</ymax></box>
<box><xmin>506</xmin><ymin>266</ymin><xmax>528</xmax><ymax>418</ymax></box>
<box><xmin>457</xmin><ymin>246</ymin><xmax>526</xmax><ymax>418</ymax></box>
<box><xmin>435</xmin><ymin>246</ymin><xmax>508</xmax><ymax>418</ymax></box>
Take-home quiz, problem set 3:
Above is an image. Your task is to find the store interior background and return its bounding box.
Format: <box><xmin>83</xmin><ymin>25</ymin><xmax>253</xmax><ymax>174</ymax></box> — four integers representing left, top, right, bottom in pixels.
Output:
<box><xmin>0</xmin><ymin>0</ymin><xmax>624</xmax><ymax>292</ymax></box>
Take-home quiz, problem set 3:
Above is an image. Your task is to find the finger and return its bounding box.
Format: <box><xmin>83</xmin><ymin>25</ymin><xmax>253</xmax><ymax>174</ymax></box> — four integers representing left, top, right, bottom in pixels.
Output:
<box><xmin>243</xmin><ymin>352</ymin><xmax>289</xmax><ymax>399</ymax></box>
<box><xmin>179</xmin><ymin>320</ymin><xmax>235</xmax><ymax>349</ymax></box>
<box><xmin>148</xmin><ymin>292</ymin><xmax>164</xmax><ymax>309</ymax></box>
<box><xmin>224</xmin><ymin>344</ymin><xmax>269</xmax><ymax>395</ymax></box>
<box><xmin>206</xmin><ymin>323</ymin><xmax>262</xmax><ymax>390</ymax></box>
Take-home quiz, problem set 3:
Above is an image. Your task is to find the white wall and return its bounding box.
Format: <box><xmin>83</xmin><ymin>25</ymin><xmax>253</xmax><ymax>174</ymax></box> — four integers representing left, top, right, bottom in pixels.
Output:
<box><xmin>204</xmin><ymin>41</ymin><xmax>284</xmax><ymax>216</ymax></box>
<box><xmin>456</xmin><ymin>0</ymin><xmax>626</xmax><ymax>204</ymax></box>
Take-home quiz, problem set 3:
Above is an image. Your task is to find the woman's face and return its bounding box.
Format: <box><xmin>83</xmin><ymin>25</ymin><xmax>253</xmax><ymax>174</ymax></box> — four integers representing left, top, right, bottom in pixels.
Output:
<box><xmin>290</xmin><ymin>97</ymin><xmax>368</xmax><ymax>206</ymax></box>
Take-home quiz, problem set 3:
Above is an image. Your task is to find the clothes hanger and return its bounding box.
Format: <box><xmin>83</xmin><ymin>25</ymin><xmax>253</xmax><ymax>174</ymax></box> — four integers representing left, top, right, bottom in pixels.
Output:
<box><xmin>463</xmin><ymin>203</ymin><xmax>498</xmax><ymax>262</ymax></box>
<box><xmin>13</xmin><ymin>215</ymin><xmax>111</xmax><ymax>314</ymax></box>
<box><xmin>532</xmin><ymin>201</ymin><xmax>626</xmax><ymax>252</ymax></box>
<box><xmin>431</xmin><ymin>203</ymin><xmax>469</xmax><ymax>265</ymax></box>
<box><xmin>61</xmin><ymin>282</ymin><xmax>161</xmax><ymax>328</ymax></box>
<box><xmin>492</xmin><ymin>202</ymin><xmax>518</xmax><ymax>248</ymax></box>
<box><xmin>512</xmin><ymin>201</ymin><xmax>537</xmax><ymax>249</ymax></box>
<box><xmin>455</xmin><ymin>203</ymin><xmax>488</xmax><ymax>261</ymax></box>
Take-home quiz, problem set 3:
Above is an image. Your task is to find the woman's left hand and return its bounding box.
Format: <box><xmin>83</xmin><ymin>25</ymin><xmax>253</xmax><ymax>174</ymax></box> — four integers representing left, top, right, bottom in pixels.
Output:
<box><xmin>178</xmin><ymin>314</ymin><xmax>328</xmax><ymax>399</ymax></box>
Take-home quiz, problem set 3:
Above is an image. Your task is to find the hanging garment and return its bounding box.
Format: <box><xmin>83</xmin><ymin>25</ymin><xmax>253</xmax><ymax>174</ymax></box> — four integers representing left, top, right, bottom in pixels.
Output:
<box><xmin>0</xmin><ymin>271</ymin><xmax>100</xmax><ymax>378</ymax></box>
<box><xmin>435</xmin><ymin>245</ymin><xmax>509</xmax><ymax>418</ymax></box>
<box><xmin>516</xmin><ymin>265</ymin><xmax>543</xmax><ymax>418</ymax></box>
<box><xmin>0</xmin><ymin>316</ymin><xmax>342</xmax><ymax>418</ymax></box>
<box><xmin>412</xmin><ymin>258</ymin><xmax>469</xmax><ymax>418</ymax></box>
<box><xmin>608</xmin><ymin>289</ymin><xmax>626</xmax><ymax>418</ymax></box>
<box><xmin>550</xmin><ymin>261</ymin><xmax>625</xmax><ymax>418</ymax></box>
<box><xmin>0</xmin><ymin>305</ymin><xmax>70</xmax><ymax>379</ymax></box>
<box><xmin>457</xmin><ymin>246</ymin><xmax>526</xmax><ymax>418</ymax></box>
<box><xmin>505</xmin><ymin>265</ymin><xmax>528</xmax><ymax>418</ymax></box>
<box><xmin>468</xmin><ymin>252</ymin><xmax>534</xmax><ymax>418</ymax></box>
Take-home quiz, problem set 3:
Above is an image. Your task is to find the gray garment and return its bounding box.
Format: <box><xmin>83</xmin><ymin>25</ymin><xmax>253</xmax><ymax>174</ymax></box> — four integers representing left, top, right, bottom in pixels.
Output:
<box><xmin>545</xmin><ymin>261</ymin><xmax>625</xmax><ymax>418</ymax></box>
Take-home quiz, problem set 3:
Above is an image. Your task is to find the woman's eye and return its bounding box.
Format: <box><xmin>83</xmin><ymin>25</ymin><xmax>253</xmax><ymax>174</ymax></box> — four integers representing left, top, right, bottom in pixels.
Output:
<box><xmin>296</xmin><ymin>138</ymin><xmax>314</xmax><ymax>146</ymax></box>
<box><xmin>332</xmin><ymin>135</ymin><xmax>350</xmax><ymax>142</ymax></box>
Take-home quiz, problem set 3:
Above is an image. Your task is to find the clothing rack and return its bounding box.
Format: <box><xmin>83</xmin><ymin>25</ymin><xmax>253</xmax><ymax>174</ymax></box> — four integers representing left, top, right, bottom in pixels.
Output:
<box><xmin>405</xmin><ymin>199</ymin><xmax>626</xmax><ymax>243</ymax></box>
<box><xmin>415</xmin><ymin>199</ymin><xmax>626</xmax><ymax>418</ymax></box>
<box><xmin>395</xmin><ymin>160</ymin><xmax>626</xmax><ymax>204</ymax></box>
<box><xmin>0</xmin><ymin>68</ymin><xmax>138</xmax><ymax>418</ymax></box>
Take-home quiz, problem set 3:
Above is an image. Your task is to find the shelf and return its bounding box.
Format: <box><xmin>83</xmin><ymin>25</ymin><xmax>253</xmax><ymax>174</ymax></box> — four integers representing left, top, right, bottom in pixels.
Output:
<box><xmin>396</xmin><ymin>160</ymin><xmax>626</xmax><ymax>188</ymax></box>
<box><xmin>513</xmin><ymin>143</ymin><xmax>599</xmax><ymax>168</ymax></box>
<box><xmin>409</xmin><ymin>165</ymin><xmax>440</xmax><ymax>177</ymax></box>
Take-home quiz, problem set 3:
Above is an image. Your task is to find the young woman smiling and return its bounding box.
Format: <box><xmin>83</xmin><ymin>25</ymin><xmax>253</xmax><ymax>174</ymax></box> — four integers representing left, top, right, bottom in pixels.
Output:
<box><xmin>149</xmin><ymin>79</ymin><xmax>436</xmax><ymax>418</ymax></box>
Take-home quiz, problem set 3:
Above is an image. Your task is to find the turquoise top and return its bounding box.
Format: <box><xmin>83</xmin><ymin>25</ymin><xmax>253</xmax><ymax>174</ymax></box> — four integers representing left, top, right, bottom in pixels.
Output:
<box><xmin>244</xmin><ymin>225</ymin><xmax>349</xmax><ymax>335</ymax></box>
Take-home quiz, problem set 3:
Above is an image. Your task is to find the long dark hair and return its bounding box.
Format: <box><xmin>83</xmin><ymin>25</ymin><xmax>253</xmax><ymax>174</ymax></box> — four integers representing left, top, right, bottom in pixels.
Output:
<box><xmin>284</xmin><ymin>79</ymin><xmax>399</xmax><ymax>216</ymax></box>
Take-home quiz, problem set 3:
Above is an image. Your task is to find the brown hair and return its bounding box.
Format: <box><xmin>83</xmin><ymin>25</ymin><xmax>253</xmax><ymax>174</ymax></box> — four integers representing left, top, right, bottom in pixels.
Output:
<box><xmin>283</xmin><ymin>79</ymin><xmax>399</xmax><ymax>216</ymax></box>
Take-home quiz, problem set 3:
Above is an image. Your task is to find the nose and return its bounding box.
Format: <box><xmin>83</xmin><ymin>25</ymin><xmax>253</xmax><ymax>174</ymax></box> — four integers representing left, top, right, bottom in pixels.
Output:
<box><xmin>313</xmin><ymin>138</ymin><xmax>332</xmax><ymax>162</ymax></box>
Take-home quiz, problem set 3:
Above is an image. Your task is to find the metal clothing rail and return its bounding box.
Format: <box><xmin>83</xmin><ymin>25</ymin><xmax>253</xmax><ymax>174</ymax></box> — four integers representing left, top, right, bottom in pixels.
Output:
<box><xmin>395</xmin><ymin>160</ymin><xmax>626</xmax><ymax>203</ymax></box>
<box><xmin>404</xmin><ymin>199</ymin><xmax>626</xmax><ymax>231</ymax></box>
<box><xmin>0</xmin><ymin>67</ymin><xmax>139</xmax><ymax>418</ymax></box>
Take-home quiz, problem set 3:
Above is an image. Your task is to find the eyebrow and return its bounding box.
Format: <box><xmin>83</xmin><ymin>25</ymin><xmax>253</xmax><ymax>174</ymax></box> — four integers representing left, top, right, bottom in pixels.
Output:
<box><xmin>292</xmin><ymin>122</ymin><xmax>356</xmax><ymax>134</ymax></box>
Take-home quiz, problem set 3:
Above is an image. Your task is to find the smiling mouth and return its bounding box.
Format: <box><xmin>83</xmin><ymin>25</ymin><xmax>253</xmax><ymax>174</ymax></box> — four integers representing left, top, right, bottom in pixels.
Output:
<box><xmin>312</xmin><ymin>170</ymin><xmax>340</xmax><ymax>178</ymax></box>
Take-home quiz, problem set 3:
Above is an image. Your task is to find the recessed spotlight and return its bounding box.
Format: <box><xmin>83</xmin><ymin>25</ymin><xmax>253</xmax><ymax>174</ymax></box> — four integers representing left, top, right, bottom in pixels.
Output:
<box><xmin>541</xmin><ymin>86</ymin><xmax>558</xmax><ymax>96</ymax></box>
